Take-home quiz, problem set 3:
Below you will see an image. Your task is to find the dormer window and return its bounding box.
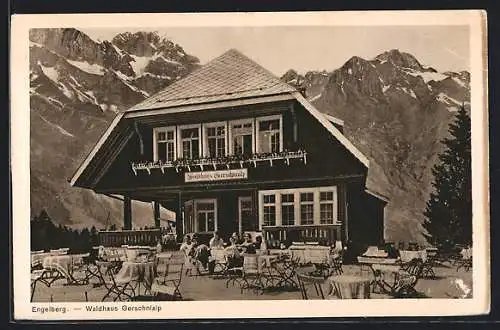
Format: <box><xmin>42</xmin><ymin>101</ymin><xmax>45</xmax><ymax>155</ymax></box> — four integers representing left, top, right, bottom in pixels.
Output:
<box><xmin>230</xmin><ymin>119</ymin><xmax>254</xmax><ymax>155</ymax></box>
<box><xmin>179</xmin><ymin>125</ymin><xmax>201</xmax><ymax>160</ymax></box>
<box><xmin>153</xmin><ymin>126</ymin><xmax>176</xmax><ymax>162</ymax></box>
<box><xmin>257</xmin><ymin>115</ymin><xmax>283</xmax><ymax>154</ymax></box>
<box><xmin>204</xmin><ymin>122</ymin><xmax>227</xmax><ymax>158</ymax></box>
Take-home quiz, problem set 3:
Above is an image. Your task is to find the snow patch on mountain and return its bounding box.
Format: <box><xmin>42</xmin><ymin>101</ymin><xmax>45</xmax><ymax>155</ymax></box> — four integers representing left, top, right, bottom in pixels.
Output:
<box><xmin>113</xmin><ymin>69</ymin><xmax>150</xmax><ymax>97</ymax></box>
<box><xmin>437</xmin><ymin>92</ymin><xmax>462</xmax><ymax>112</ymax></box>
<box><xmin>38</xmin><ymin>62</ymin><xmax>59</xmax><ymax>82</ymax></box>
<box><xmin>452</xmin><ymin>77</ymin><xmax>467</xmax><ymax>88</ymax></box>
<box><xmin>404</xmin><ymin>68</ymin><xmax>448</xmax><ymax>83</ymax></box>
<box><xmin>36</xmin><ymin>112</ymin><xmax>75</xmax><ymax>137</ymax></box>
<box><xmin>67</xmin><ymin>59</ymin><xmax>105</xmax><ymax>76</ymax></box>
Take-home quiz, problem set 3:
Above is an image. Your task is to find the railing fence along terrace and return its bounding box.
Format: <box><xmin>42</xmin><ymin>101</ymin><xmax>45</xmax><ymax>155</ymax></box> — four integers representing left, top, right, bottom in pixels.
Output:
<box><xmin>262</xmin><ymin>224</ymin><xmax>339</xmax><ymax>246</ymax></box>
<box><xmin>131</xmin><ymin>150</ymin><xmax>307</xmax><ymax>175</ymax></box>
<box><xmin>98</xmin><ymin>229</ymin><xmax>162</xmax><ymax>247</ymax></box>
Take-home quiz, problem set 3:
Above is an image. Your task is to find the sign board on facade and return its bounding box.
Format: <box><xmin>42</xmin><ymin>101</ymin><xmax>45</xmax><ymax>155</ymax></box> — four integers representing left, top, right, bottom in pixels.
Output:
<box><xmin>184</xmin><ymin>169</ymin><xmax>248</xmax><ymax>183</ymax></box>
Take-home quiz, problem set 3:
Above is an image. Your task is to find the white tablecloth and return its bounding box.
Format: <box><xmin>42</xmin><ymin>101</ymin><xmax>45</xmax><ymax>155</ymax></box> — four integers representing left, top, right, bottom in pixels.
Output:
<box><xmin>289</xmin><ymin>246</ymin><xmax>330</xmax><ymax>264</ymax></box>
<box><xmin>115</xmin><ymin>261</ymin><xmax>156</xmax><ymax>287</ymax></box>
<box><xmin>328</xmin><ymin>275</ymin><xmax>371</xmax><ymax>299</ymax></box>
<box><xmin>42</xmin><ymin>253</ymin><xmax>89</xmax><ymax>278</ymax></box>
<box><xmin>31</xmin><ymin>252</ymin><xmax>51</xmax><ymax>268</ymax></box>
<box><xmin>400</xmin><ymin>250</ymin><xmax>428</xmax><ymax>262</ymax></box>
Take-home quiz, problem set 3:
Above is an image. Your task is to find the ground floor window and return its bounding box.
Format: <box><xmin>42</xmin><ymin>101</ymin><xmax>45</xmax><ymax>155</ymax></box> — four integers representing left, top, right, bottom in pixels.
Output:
<box><xmin>184</xmin><ymin>199</ymin><xmax>217</xmax><ymax>233</ymax></box>
<box><xmin>258</xmin><ymin>186</ymin><xmax>338</xmax><ymax>228</ymax></box>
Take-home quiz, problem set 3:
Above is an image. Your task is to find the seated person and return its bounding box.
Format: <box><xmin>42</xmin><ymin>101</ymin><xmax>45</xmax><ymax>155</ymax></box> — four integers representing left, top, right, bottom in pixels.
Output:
<box><xmin>240</xmin><ymin>232</ymin><xmax>256</xmax><ymax>254</ymax></box>
<box><xmin>224</xmin><ymin>237</ymin><xmax>243</xmax><ymax>268</ymax></box>
<box><xmin>209</xmin><ymin>231</ymin><xmax>224</xmax><ymax>249</ymax></box>
<box><xmin>189</xmin><ymin>235</ymin><xmax>211</xmax><ymax>271</ymax></box>
<box><xmin>254</xmin><ymin>235</ymin><xmax>263</xmax><ymax>250</ymax></box>
<box><xmin>179</xmin><ymin>234</ymin><xmax>193</xmax><ymax>257</ymax></box>
<box><xmin>231</xmin><ymin>232</ymin><xmax>243</xmax><ymax>245</ymax></box>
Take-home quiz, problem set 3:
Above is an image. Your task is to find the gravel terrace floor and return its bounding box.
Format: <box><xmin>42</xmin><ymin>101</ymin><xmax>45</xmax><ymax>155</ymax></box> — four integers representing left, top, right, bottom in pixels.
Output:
<box><xmin>31</xmin><ymin>262</ymin><xmax>473</xmax><ymax>302</ymax></box>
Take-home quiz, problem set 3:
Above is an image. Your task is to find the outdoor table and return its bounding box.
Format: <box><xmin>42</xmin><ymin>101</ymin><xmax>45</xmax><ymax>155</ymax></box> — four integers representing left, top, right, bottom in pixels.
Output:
<box><xmin>31</xmin><ymin>252</ymin><xmax>51</xmax><ymax>268</ymax></box>
<box><xmin>114</xmin><ymin>261</ymin><xmax>156</xmax><ymax>296</ymax></box>
<box><xmin>357</xmin><ymin>256</ymin><xmax>402</xmax><ymax>294</ymax></box>
<box><xmin>327</xmin><ymin>275</ymin><xmax>371</xmax><ymax>299</ymax></box>
<box><xmin>400</xmin><ymin>250</ymin><xmax>428</xmax><ymax>263</ymax></box>
<box><xmin>289</xmin><ymin>246</ymin><xmax>330</xmax><ymax>265</ymax></box>
<box><xmin>40</xmin><ymin>253</ymin><xmax>90</xmax><ymax>285</ymax></box>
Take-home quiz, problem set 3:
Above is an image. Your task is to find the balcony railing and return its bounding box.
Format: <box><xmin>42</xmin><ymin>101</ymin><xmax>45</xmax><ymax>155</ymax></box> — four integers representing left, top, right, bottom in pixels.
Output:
<box><xmin>131</xmin><ymin>150</ymin><xmax>307</xmax><ymax>175</ymax></box>
<box><xmin>98</xmin><ymin>229</ymin><xmax>162</xmax><ymax>247</ymax></box>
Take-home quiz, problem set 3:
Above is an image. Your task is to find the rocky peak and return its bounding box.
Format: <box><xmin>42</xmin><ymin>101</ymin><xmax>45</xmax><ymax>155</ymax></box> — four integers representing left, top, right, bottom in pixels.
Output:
<box><xmin>375</xmin><ymin>49</ymin><xmax>423</xmax><ymax>71</ymax></box>
<box><xmin>30</xmin><ymin>28</ymin><xmax>103</xmax><ymax>64</ymax></box>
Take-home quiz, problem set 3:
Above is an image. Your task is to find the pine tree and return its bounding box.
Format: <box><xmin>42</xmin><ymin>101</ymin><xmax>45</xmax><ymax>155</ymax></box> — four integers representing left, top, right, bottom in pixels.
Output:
<box><xmin>423</xmin><ymin>105</ymin><xmax>471</xmax><ymax>251</ymax></box>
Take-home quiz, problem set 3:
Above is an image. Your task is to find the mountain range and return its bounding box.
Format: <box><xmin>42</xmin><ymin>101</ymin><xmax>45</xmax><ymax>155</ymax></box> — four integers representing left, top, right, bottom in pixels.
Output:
<box><xmin>29</xmin><ymin>28</ymin><xmax>470</xmax><ymax>243</ymax></box>
<box><xmin>281</xmin><ymin>49</ymin><xmax>470</xmax><ymax>244</ymax></box>
<box><xmin>29</xmin><ymin>28</ymin><xmax>200</xmax><ymax>229</ymax></box>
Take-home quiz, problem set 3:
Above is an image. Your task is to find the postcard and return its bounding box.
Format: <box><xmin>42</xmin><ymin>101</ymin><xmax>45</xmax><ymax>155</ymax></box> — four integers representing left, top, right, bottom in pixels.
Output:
<box><xmin>11</xmin><ymin>10</ymin><xmax>489</xmax><ymax>320</ymax></box>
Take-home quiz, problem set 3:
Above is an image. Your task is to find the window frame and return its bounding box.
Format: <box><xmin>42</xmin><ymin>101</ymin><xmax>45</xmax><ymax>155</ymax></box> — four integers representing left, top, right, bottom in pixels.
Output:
<box><xmin>281</xmin><ymin>193</ymin><xmax>295</xmax><ymax>226</ymax></box>
<box><xmin>256</xmin><ymin>114</ymin><xmax>283</xmax><ymax>154</ymax></box>
<box><xmin>319</xmin><ymin>190</ymin><xmax>336</xmax><ymax>225</ymax></box>
<box><xmin>194</xmin><ymin>198</ymin><xmax>218</xmax><ymax>233</ymax></box>
<box><xmin>202</xmin><ymin>121</ymin><xmax>228</xmax><ymax>158</ymax></box>
<box><xmin>300</xmin><ymin>192</ymin><xmax>315</xmax><ymax>225</ymax></box>
<box><xmin>153</xmin><ymin>126</ymin><xmax>177</xmax><ymax>162</ymax></box>
<box><xmin>228</xmin><ymin>118</ymin><xmax>255</xmax><ymax>155</ymax></box>
<box><xmin>262</xmin><ymin>193</ymin><xmax>277</xmax><ymax>227</ymax></box>
<box><xmin>258</xmin><ymin>186</ymin><xmax>338</xmax><ymax>229</ymax></box>
<box><xmin>177</xmin><ymin>123</ymin><xmax>202</xmax><ymax>160</ymax></box>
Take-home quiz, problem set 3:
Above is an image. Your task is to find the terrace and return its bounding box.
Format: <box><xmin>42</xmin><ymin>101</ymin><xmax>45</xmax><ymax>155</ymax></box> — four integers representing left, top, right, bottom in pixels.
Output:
<box><xmin>31</xmin><ymin>245</ymin><xmax>473</xmax><ymax>302</ymax></box>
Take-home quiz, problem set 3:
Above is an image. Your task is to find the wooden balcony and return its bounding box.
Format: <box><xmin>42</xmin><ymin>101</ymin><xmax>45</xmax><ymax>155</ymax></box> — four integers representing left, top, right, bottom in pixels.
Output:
<box><xmin>131</xmin><ymin>150</ymin><xmax>307</xmax><ymax>175</ymax></box>
<box><xmin>262</xmin><ymin>224</ymin><xmax>341</xmax><ymax>246</ymax></box>
<box><xmin>98</xmin><ymin>229</ymin><xmax>162</xmax><ymax>247</ymax></box>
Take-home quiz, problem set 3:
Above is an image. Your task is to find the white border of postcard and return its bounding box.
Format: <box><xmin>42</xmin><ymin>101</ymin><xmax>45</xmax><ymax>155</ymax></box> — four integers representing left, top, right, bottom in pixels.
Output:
<box><xmin>11</xmin><ymin>10</ymin><xmax>489</xmax><ymax>320</ymax></box>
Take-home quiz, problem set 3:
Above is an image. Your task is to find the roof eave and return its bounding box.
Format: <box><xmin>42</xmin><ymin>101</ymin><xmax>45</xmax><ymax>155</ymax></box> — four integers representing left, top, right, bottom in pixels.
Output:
<box><xmin>292</xmin><ymin>92</ymin><xmax>370</xmax><ymax>169</ymax></box>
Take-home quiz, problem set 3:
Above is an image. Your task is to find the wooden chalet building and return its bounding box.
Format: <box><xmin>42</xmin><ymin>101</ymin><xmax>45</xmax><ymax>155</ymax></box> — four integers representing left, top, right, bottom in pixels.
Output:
<box><xmin>70</xmin><ymin>49</ymin><xmax>387</xmax><ymax>249</ymax></box>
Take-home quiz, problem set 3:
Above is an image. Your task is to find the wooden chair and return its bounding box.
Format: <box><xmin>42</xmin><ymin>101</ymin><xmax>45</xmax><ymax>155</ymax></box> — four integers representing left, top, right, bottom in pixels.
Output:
<box><xmin>95</xmin><ymin>261</ymin><xmax>135</xmax><ymax>302</ymax></box>
<box><xmin>151</xmin><ymin>258</ymin><xmax>184</xmax><ymax>300</ymax></box>
<box><xmin>239</xmin><ymin>255</ymin><xmax>265</xmax><ymax>294</ymax></box>
<box><xmin>392</xmin><ymin>259</ymin><xmax>426</xmax><ymax>298</ymax></box>
<box><xmin>210</xmin><ymin>248</ymin><xmax>228</xmax><ymax>277</ymax></box>
<box><xmin>296</xmin><ymin>273</ymin><xmax>326</xmax><ymax>300</ymax></box>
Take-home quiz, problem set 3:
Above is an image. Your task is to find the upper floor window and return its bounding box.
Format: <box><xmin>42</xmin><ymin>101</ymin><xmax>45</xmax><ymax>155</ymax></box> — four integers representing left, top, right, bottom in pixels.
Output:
<box><xmin>231</xmin><ymin>120</ymin><xmax>253</xmax><ymax>156</ymax></box>
<box><xmin>257</xmin><ymin>116</ymin><xmax>282</xmax><ymax>154</ymax></box>
<box><xmin>204</xmin><ymin>123</ymin><xmax>226</xmax><ymax>158</ymax></box>
<box><xmin>180</xmin><ymin>126</ymin><xmax>200</xmax><ymax>160</ymax></box>
<box><xmin>153</xmin><ymin>127</ymin><xmax>176</xmax><ymax>162</ymax></box>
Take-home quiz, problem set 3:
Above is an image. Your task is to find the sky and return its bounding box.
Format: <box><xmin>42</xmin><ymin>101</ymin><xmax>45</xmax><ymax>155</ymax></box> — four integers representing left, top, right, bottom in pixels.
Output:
<box><xmin>81</xmin><ymin>25</ymin><xmax>470</xmax><ymax>76</ymax></box>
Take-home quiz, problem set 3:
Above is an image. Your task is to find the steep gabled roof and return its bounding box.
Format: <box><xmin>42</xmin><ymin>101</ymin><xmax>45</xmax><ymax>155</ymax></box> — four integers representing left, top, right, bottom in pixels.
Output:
<box><xmin>70</xmin><ymin>49</ymin><xmax>369</xmax><ymax>187</ymax></box>
<box><xmin>128</xmin><ymin>49</ymin><xmax>296</xmax><ymax>111</ymax></box>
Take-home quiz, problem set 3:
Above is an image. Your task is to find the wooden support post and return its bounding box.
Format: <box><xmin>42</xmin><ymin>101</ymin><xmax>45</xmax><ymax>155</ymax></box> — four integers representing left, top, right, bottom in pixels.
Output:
<box><xmin>123</xmin><ymin>196</ymin><xmax>132</xmax><ymax>230</ymax></box>
<box><xmin>176</xmin><ymin>192</ymin><xmax>183</xmax><ymax>242</ymax></box>
<box><xmin>154</xmin><ymin>201</ymin><xmax>161</xmax><ymax>228</ymax></box>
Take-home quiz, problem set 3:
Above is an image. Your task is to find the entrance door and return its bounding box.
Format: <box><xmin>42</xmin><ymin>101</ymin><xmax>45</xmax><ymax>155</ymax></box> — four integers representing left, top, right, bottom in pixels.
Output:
<box><xmin>195</xmin><ymin>199</ymin><xmax>217</xmax><ymax>233</ymax></box>
<box><xmin>238</xmin><ymin>196</ymin><xmax>255</xmax><ymax>233</ymax></box>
